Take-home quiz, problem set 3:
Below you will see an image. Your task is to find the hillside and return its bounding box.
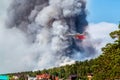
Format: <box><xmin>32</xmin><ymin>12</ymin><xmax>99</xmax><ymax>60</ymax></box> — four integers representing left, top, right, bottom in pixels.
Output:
<box><xmin>6</xmin><ymin>24</ymin><xmax>120</xmax><ymax>80</ymax></box>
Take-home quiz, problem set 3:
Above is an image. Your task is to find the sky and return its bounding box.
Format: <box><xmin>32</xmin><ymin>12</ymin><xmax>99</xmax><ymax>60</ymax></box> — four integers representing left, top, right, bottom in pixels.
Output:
<box><xmin>87</xmin><ymin>0</ymin><xmax>120</xmax><ymax>24</ymax></box>
<box><xmin>0</xmin><ymin>0</ymin><xmax>119</xmax><ymax>74</ymax></box>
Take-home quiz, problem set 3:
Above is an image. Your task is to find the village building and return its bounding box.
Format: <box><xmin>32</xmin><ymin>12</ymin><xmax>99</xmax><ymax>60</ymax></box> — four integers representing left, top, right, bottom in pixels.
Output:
<box><xmin>67</xmin><ymin>74</ymin><xmax>77</xmax><ymax>80</ymax></box>
<box><xmin>0</xmin><ymin>75</ymin><xmax>9</xmax><ymax>80</ymax></box>
<box><xmin>87</xmin><ymin>73</ymin><xmax>93</xmax><ymax>80</ymax></box>
<box><xmin>28</xmin><ymin>76</ymin><xmax>37</xmax><ymax>80</ymax></box>
<box><xmin>36</xmin><ymin>73</ymin><xmax>50</xmax><ymax>80</ymax></box>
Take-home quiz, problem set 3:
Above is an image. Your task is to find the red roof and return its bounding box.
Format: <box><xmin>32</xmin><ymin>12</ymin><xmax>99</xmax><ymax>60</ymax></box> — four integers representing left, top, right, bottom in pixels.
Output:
<box><xmin>36</xmin><ymin>74</ymin><xmax>50</xmax><ymax>79</ymax></box>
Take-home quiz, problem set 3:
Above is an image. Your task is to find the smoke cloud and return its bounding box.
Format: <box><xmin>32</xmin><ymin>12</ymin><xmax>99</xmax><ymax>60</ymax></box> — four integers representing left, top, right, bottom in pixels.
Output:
<box><xmin>0</xmin><ymin>0</ymin><xmax>112</xmax><ymax>74</ymax></box>
<box><xmin>6</xmin><ymin>0</ymin><xmax>92</xmax><ymax>70</ymax></box>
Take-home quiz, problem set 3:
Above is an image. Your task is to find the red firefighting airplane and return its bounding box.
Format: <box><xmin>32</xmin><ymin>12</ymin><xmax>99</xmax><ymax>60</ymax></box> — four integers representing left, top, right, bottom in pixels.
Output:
<box><xmin>67</xmin><ymin>33</ymin><xmax>86</xmax><ymax>40</ymax></box>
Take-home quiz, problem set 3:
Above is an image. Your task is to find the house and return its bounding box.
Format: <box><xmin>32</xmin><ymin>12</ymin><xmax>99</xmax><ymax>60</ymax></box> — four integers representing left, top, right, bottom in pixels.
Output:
<box><xmin>36</xmin><ymin>73</ymin><xmax>50</xmax><ymax>80</ymax></box>
<box><xmin>36</xmin><ymin>74</ymin><xmax>59</xmax><ymax>80</ymax></box>
<box><xmin>11</xmin><ymin>75</ymin><xmax>19</xmax><ymax>80</ymax></box>
<box><xmin>0</xmin><ymin>75</ymin><xmax>9</xmax><ymax>80</ymax></box>
<box><xmin>28</xmin><ymin>76</ymin><xmax>37</xmax><ymax>80</ymax></box>
<box><xmin>10</xmin><ymin>74</ymin><xmax>28</xmax><ymax>80</ymax></box>
<box><xmin>87</xmin><ymin>73</ymin><xmax>93</xmax><ymax>80</ymax></box>
<box><xmin>68</xmin><ymin>74</ymin><xmax>77</xmax><ymax>80</ymax></box>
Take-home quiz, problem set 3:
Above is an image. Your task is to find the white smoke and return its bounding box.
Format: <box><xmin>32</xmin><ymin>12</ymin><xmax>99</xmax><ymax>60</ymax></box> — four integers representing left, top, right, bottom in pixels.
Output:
<box><xmin>87</xmin><ymin>22</ymin><xmax>118</xmax><ymax>53</ymax></box>
<box><xmin>0</xmin><ymin>17</ymin><xmax>37</xmax><ymax>73</ymax></box>
<box><xmin>6</xmin><ymin>0</ymin><xmax>89</xmax><ymax>71</ymax></box>
<box><xmin>33</xmin><ymin>0</ymin><xmax>89</xmax><ymax>70</ymax></box>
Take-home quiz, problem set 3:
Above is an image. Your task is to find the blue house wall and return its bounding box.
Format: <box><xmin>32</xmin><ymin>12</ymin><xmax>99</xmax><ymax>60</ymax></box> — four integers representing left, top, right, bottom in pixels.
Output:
<box><xmin>0</xmin><ymin>75</ymin><xmax>9</xmax><ymax>80</ymax></box>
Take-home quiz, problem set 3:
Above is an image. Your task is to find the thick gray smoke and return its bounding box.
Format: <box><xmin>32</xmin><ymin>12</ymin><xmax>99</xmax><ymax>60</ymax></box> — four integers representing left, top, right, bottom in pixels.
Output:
<box><xmin>6</xmin><ymin>0</ymin><xmax>96</xmax><ymax>70</ymax></box>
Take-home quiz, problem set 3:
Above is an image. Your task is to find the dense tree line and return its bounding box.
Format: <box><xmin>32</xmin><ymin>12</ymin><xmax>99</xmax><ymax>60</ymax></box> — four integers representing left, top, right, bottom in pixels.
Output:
<box><xmin>7</xmin><ymin>24</ymin><xmax>120</xmax><ymax>80</ymax></box>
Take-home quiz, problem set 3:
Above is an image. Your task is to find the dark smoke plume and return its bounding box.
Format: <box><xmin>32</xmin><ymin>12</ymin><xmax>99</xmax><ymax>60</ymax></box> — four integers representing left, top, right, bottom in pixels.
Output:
<box><xmin>6</xmin><ymin>0</ymin><xmax>96</xmax><ymax>70</ymax></box>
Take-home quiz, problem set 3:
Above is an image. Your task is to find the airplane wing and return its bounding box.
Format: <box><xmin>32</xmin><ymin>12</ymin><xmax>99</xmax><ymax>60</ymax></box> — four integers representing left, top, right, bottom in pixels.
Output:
<box><xmin>66</xmin><ymin>33</ymin><xmax>86</xmax><ymax>40</ymax></box>
<box><xmin>66</xmin><ymin>33</ymin><xmax>75</xmax><ymax>36</ymax></box>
